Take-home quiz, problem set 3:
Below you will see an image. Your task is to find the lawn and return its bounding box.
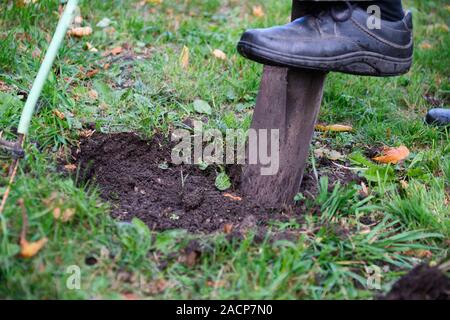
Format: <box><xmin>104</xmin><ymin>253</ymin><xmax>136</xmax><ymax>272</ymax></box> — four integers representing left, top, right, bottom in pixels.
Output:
<box><xmin>0</xmin><ymin>0</ymin><xmax>449</xmax><ymax>299</ymax></box>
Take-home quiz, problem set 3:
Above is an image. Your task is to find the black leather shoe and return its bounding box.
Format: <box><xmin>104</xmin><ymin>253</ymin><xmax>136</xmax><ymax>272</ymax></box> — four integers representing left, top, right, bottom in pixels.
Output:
<box><xmin>425</xmin><ymin>108</ymin><xmax>450</xmax><ymax>126</ymax></box>
<box><xmin>237</xmin><ymin>2</ymin><xmax>413</xmax><ymax>76</ymax></box>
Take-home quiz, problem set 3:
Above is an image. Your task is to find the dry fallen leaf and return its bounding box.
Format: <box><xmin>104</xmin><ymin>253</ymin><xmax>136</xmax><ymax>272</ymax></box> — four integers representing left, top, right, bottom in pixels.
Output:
<box><xmin>102</xmin><ymin>46</ymin><xmax>123</xmax><ymax>57</ymax></box>
<box><xmin>252</xmin><ymin>5</ymin><xmax>265</xmax><ymax>17</ymax></box>
<box><xmin>185</xmin><ymin>251</ymin><xmax>198</xmax><ymax>267</ymax></box>
<box><xmin>314</xmin><ymin>147</ymin><xmax>345</xmax><ymax>161</ymax></box>
<box><xmin>20</xmin><ymin>238</ymin><xmax>48</xmax><ymax>258</ymax></box>
<box><xmin>404</xmin><ymin>249</ymin><xmax>432</xmax><ymax>259</ymax></box>
<box><xmin>122</xmin><ymin>293</ymin><xmax>140</xmax><ymax>300</ymax></box>
<box><xmin>18</xmin><ymin>198</ymin><xmax>48</xmax><ymax>258</ymax></box>
<box><xmin>419</xmin><ymin>41</ymin><xmax>433</xmax><ymax>50</ymax></box>
<box><xmin>180</xmin><ymin>46</ymin><xmax>189</xmax><ymax>69</ymax></box>
<box><xmin>85</xmin><ymin>69</ymin><xmax>99</xmax><ymax>78</ymax></box>
<box><xmin>85</xmin><ymin>42</ymin><xmax>98</xmax><ymax>53</ymax></box>
<box><xmin>223</xmin><ymin>223</ymin><xmax>233</xmax><ymax>234</ymax></box>
<box><xmin>53</xmin><ymin>109</ymin><xmax>65</xmax><ymax>120</ymax></box>
<box><xmin>206</xmin><ymin>280</ymin><xmax>227</xmax><ymax>288</ymax></box>
<box><xmin>68</xmin><ymin>26</ymin><xmax>93</xmax><ymax>38</ymax></box>
<box><xmin>315</xmin><ymin>124</ymin><xmax>353</xmax><ymax>132</ymax></box>
<box><xmin>88</xmin><ymin>89</ymin><xmax>98</xmax><ymax>100</ymax></box>
<box><xmin>0</xmin><ymin>80</ymin><xmax>11</xmax><ymax>92</ymax></box>
<box><xmin>32</xmin><ymin>48</ymin><xmax>41</xmax><ymax>59</ymax></box>
<box><xmin>212</xmin><ymin>49</ymin><xmax>227</xmax><ymax>60</ymax></box>
<box><xmin>373</xmin><ymin>145</ymin><xmax>410</xmax><ymax>164</ymax></box>
<box><xmin>110</xmin><ymin>46</ymin><xmax>123</xmax><ymax>55</ymax></box>
<box><xmin>64</xmin><ymin>164</ymin><xmax>77</xmax><ymax>171</ymax></box>
<box><xmin>144</xmin><ymin>279</ymin><xmax>169</xmax><ymax>295</ymax></box>
<box><xmin>360</xmin><ymin>181</ymin><xmax>369</xmax><ymax>197</ymax></box>
<box><xmin>73</xmin><ymin>15</ymin><xmax>83</xmax><ymax>25</ymax></box>
<box><xmin>17</xmin><ymin>0</ymin><xmax>37</xmax><ymax>7</ymax></box>
<box><xmin>400</xmin><ymin>180</ymin><xmax>409</xmax><ymax>189</ymax></box>
<box><xmin>223</xmin><ymin>193</ymin><xmax>242</xmax><ymax>201</ymax></box>
<box><xmin>61</xmin><ymin>208</ymin><xmax>76</xmax><ymax>222</ymax></box>
<box><xmin>52</xmin><ymin>207</ymin><xmax>61</xmax><ymax>219</ymax></box>
<box><xmin>79</xmin><ymin>129</ymin><xmax>95</xmax><ymax>138</ymax></box>
<box><xmin>53</xmin><ymin>207</ymin><xmax>76</xmax><ymax>222</ymax></box>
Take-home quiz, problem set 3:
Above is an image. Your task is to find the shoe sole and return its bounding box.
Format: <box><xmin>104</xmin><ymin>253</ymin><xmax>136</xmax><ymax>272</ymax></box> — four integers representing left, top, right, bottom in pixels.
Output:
<box><xmin>238</xmin><ymin>41</ymin><xmax>413</xmax><ymax>77</ymax></box>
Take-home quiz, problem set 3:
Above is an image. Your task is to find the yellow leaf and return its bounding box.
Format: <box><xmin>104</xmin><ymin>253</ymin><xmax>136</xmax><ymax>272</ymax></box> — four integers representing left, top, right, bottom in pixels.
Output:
<box><xmin>252</xmin><ymin>5</ymin><xmax>265</xmax><ymax>17</ymax></box>
<box><xmin>373</xmin><ymin>145</ymin><xmax>410</xmax><ymax>164</ymax></box>
<box><xmin>180</xmin><ymin>46</ymin><xmax>189</xmax><ymax>69</ymax></box>
<box><xmin>68</xmin><ymin>26</ymin><xmax>92</xmax><ymax>38</ymax></box>
<box><xmin>20</xmin><ymin>237</ymin><xmax>48</xmax><ymax>258</ymax></box>
<box><xmin>212</xmin><ymin>49</ymin><xmax>227</xmax><ymax>60</ymax></box>
<box><xmin>315</xmin><ymin>124</ymin><xmax>353</xmax><ymax>132</ymax></box>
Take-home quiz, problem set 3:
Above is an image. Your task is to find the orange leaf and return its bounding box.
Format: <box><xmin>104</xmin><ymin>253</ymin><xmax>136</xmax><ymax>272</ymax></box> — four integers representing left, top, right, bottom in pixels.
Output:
<box><xmin>252</xmin><ymin>5</ymin><xmax>265</xmax><ymax>17</ymax></box>
<box><xmin>20</xmin><ymin>237</ymin><xmax>48</xmax><ymax>258</ymax></box>
<box><xmin>315</xmin><ymin>124</ymin><xmax>353</xmax><ymax>132</ymax></box>
<box><xmin>372</xmin><ymin>145</ymin><xmax>410</xmax><ymax>164</ymax></box>
<box><xmin>53</xmin><ymin>109</ymin><xmax>65</xmax><ymax>120</ymax></box>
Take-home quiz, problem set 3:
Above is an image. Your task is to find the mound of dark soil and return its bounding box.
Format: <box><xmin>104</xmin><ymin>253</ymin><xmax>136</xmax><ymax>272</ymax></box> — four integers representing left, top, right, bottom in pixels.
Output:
<box><xmin>73</xmin><ymin>132</ymin><xmax>307</xmax><ymax>234</ymax></box>
<box><xmin>382</xmin><ymin>264</ymin><xmax>450</xmax><ymax>300</ymax></box>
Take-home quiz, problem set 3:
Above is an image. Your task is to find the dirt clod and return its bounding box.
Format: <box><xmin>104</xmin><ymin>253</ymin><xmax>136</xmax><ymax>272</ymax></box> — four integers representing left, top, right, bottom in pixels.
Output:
<box><xmin>382</xmin><ymin>264</ymin><xmax>450</xmax><ymax>300</ymax></box>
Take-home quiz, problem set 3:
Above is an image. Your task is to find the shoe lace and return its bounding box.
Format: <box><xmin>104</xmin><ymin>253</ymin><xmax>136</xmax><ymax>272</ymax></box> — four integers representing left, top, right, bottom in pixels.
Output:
<box><xmin>330</xmin><ymin>1</ymin><xmax>354</xmax><ymax>22</ymax></box>
<box><xmin>306</xmin><ymin>1</ymin><xmax>354</xmax><ymax>23</ymax></box>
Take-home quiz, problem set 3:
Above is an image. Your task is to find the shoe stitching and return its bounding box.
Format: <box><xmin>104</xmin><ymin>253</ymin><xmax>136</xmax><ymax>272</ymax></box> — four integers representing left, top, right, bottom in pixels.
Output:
<box><xmin>239</xmin><ymin>41</ymin><xmax>413</xmax><ymax>63</ymax></box>
<box><xmin>350</xmin><ymin>18</ymin><xmax>413</xmax><ymax>49</ymax></box>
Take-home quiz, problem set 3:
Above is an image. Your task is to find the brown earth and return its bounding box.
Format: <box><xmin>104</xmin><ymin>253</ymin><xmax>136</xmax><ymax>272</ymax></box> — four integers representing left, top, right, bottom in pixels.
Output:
<box><xmin>381</xmin><ymin>264</ymin><xmax>450</xmax><ymax>300</ymax></box>
<box><xmin>71</xmin><ymin>132</ymin><xmax>358</xmax><ymax>235</ymax></box>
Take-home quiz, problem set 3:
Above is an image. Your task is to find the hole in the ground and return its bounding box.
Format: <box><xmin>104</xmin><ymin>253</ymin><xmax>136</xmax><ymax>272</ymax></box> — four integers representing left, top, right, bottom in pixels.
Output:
<box><xmin>69</xmin><ymin>132</ymin><xmax>360</xmax><ymax>235</ymax></box>
<box><xmin>71</xmin><ymin>132</ymin><xmax>307</xmax><ymax>234</ymax></box>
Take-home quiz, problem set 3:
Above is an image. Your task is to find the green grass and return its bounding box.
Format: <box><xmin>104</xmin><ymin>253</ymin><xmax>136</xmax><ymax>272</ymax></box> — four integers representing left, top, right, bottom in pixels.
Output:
<box><xmin>0</xmin><ymin>0</ymin><xmax>449</xmax><ymax>299</ymax></box>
